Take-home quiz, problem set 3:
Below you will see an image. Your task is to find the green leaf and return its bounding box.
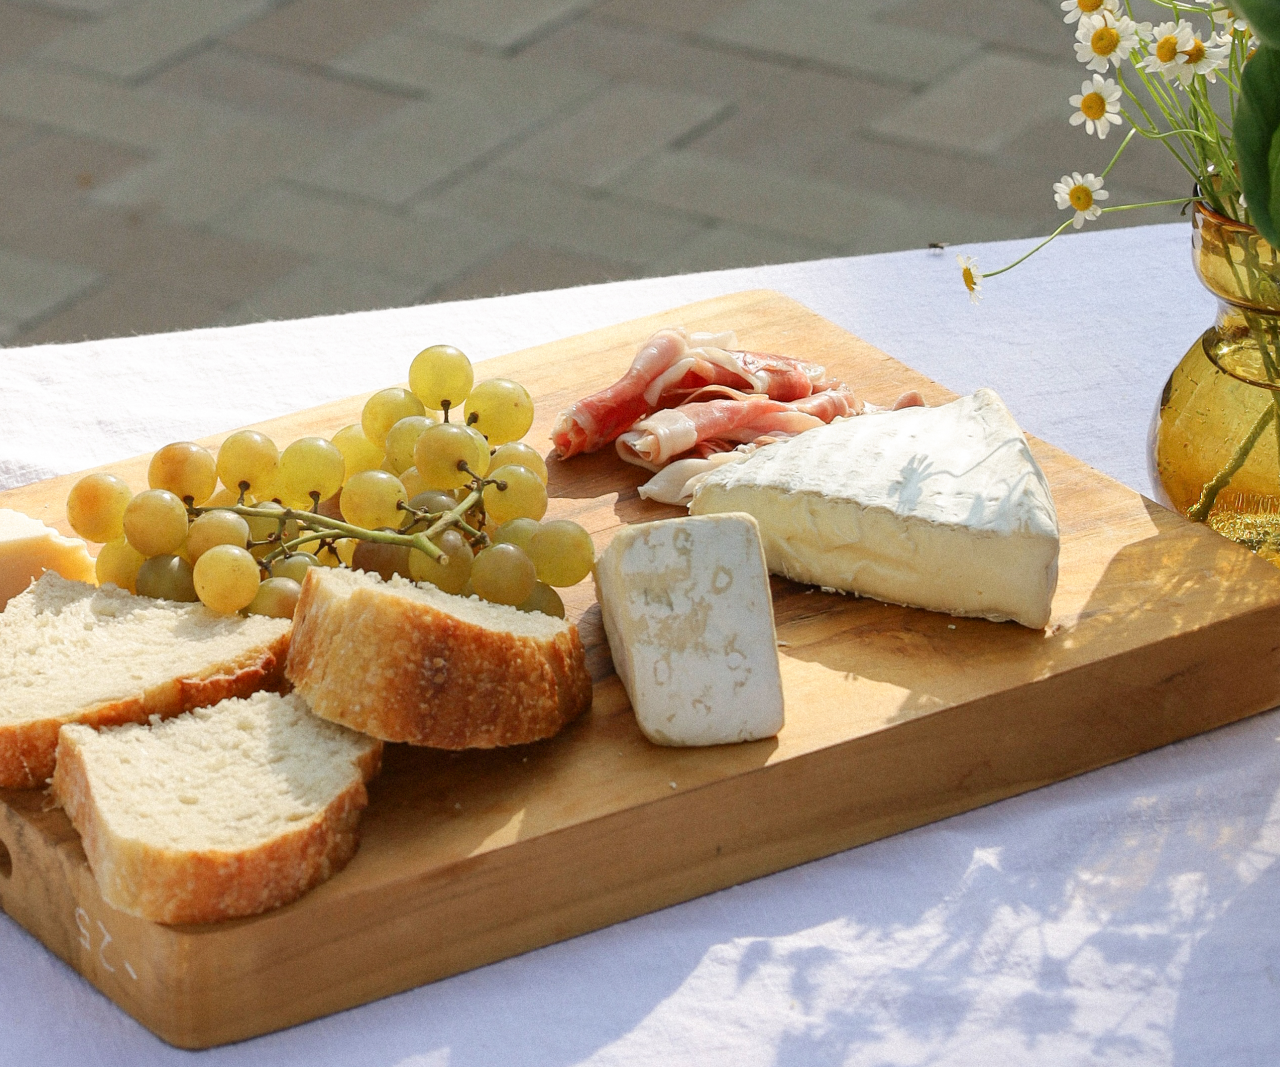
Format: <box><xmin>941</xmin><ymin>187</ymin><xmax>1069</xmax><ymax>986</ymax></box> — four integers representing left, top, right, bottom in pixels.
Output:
<box><xmin>1234</xmin><ymin>0</ymin><xmax>1280</xmax><ymax>49</ymax></box>
<box><xmin>1236</xmin><ymin>45</ymin><xmax>1280</xmax><ymax>245</ymax></box>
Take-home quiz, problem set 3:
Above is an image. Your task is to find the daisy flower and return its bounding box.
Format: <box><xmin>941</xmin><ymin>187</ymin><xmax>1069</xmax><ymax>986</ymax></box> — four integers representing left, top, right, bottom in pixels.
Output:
<box><xmin>957</xmin><ymin>255</ymin><xmax>982</xmax><ymax>304</ymax></box>
<box><xmin>1141</xmin><ymin>20</ymin><xmax>1194</xmax><ymax>79</ymax></box>
<box><xmin>1060</xmin><ymin>0</ymin><xmax>1116</xmax><ymax>24</ymax></box>
<box><xmin>1175</xmin><ymin>30</ymin><xmax>1231</xmax><ymax>85</ymax></box>
<box><xmin>1069</xmin><ymin>74</ymin><xmax>1122</xmax><ymax>139</ymax></box>
<box><xmin>1075</xmin><ymin>12</ymin><xmax>1149</xmax><ymax>72</ymax></box>
<box><xmin>1053</xmin><ymin>172</ymin><xmax>1108</xmax><ymax>228</ymax></box>
<box><xmin>1197</xmin><ymin>0</ymin><xmax>1249</xmax><ymax>33</ymax></box>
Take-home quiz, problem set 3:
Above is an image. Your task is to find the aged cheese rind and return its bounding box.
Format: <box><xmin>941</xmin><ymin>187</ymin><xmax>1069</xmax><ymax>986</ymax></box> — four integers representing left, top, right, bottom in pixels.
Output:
<box><xmin>689</xmin><ymin>389</ymin><xmax>1059</xmax><ymax>629</ymax></box>
<box><xmin>594</xmin><ymin>513</ymin><xmax>784</xmax><ymax>746</ymax></box>
<box><xmin>0</xmin><ymin>508</ymin><xmax>95</xmax><ymax>609</ymax></box>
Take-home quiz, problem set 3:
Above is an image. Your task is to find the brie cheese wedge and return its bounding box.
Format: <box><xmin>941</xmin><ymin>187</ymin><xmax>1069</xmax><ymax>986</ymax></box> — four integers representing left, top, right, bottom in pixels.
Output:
<box><xmin>0</xmin><ymin>508</ymin><xmax>96</xmax><ymax>609</ymax></box>
<box><xmin>689</xmin><ymin>389</ymin><xmax>1059</xmax><ymax>629</ymax></box>
<box><xmin>594</xmin><ymin>513</ymin><xmax>784</xmax><ymax>746</ymax></box>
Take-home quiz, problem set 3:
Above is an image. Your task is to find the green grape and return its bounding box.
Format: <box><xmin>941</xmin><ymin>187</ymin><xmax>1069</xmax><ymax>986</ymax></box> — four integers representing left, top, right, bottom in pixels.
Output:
<box><xmin>341</xmin><ymin>470</ymin><xmax>407</xmax><ymax>530</ymax></box>
<box><xmin>465</xmin><ymin>427</ymin><xmax>491</xmax><ymax>476</ymax></box>
<box><xmin>135</xmin><ymin>554</ymin><xmax>198</xmax><ymax>602</ymax></box>
<box><xmin>330</xmin><ymin>424</ymin><xmax>384</xmax><ymax>483</ymax></box>
<box><xmin>464</xmin><ymin>378</ymin><xmax>534</xmax><ymax>446</ymax></box>
<box><xmin>384</xmin><ymin>415</ymin><xmax>434</xmax><ymax>474</ymax></box>
<box><xmin>490</xmin><ymin>517</ymin><xmax>539</xmax><ymax>554</ymax></box>
<box><xmin>362</xmin><ymin>388</ymin><xmax>425</xmax><ymax>448</ymax></box>
<box><xmin>67</xmin><ymin>473</ymin><xmax>133</xmax><ymax>544</ymax></box>
<box><xmin>246</xmin><ymin>576</ymin><xmax>301</xmax><ymax>619</ymax></box>
<box><xmin>409</xmin><ymin>528</ymin><xmax>473</xmax><ymax>594</ymax></box>
<box><xmin>193</xmin><ymin>544</ymin><xmax>261</xmax><ymax>614</ymax></box>
<box><xmin>399</xmin><ymin>466</ymin><xmax>428</xmax><ymax>499</ymax></box>
<box><xmin>148</xmin><ymin>442</ymin><xmax>218</xmax><ymax>505</ymax></box>
<box><xmin>216</xmin><ymin>431</ymin><xmax>279</xmax><ymax>499</ymax></box>
<box><xmin>122</xmin><ymin>489</ymin><xmax>190</xmax><ymax>558</ymax></box>
<box><xmin>528</xmin><ymin>519</ymin><xmax>595</xmax><ymax>587</ymax></box>
<box><xmin>276</xmin><ymin>437</ymin><xmax>345</xmax><ymax>509</ymax></box>
<box><xmin>482</xmin><ymin>465</ymin><xmax>547</xmax><ymax>525</ymax></box>
<box><xmin>96</xmin><ymin>538</ymin><xmax>145</xmax><ymax>593</ymax></box>
<box><xmin>489</xmin><ymin>442</ymin><xmax>548</xmax><ymax>485</ymax></box>
<box><xmin>470</xmin><ymin>543</ymin><xmax>537</xmax><ymax>606</ymax></box>
<box><xmin>405</xmin><ymin>490</ymin><xmax>459</xmax><ymax>527</ymax></box>
<box><xmin>186</xmin><ymin>510</ymin><xmax>250</xmax><ymax>562</ymax></box>
<box><xmin>517</xmin><ymin>582</ymin><xmax>565</xmax><ymax>619</ymax></box>
<box><xmin>270</xmin><ymin>552</ymin><xmax>319</xmax><ymax>583</ymax></box>
<box><xmin>413</xmin><ymin>422</ymin><xmax>486</xmax><ymax>491</ymax></box>
<box><xmin>244</xmin><ymin>501</ymin><xmax>298</xmax><ymax>558</ymax></box>
<box><xmin>351</xmin><ymin>536</ymin><xmax>412</xmax><ymax>581</ymax></box>
<box><xmin>409</xmin><ymin>344</ymin><xmax>474</xmax><ymax>413</ymax></box>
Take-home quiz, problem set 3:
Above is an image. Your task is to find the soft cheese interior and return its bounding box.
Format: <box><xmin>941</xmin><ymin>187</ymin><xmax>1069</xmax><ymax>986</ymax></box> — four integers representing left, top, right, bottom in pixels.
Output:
<box><xmin>689</xmin><ymin>389</ymin><xmax>1060</xmax><ymax>629</ymax></box>
<box><xmin>594</xmin><ymin>513</ymin><xmax>784</xmax><ymax>746</ymax></box>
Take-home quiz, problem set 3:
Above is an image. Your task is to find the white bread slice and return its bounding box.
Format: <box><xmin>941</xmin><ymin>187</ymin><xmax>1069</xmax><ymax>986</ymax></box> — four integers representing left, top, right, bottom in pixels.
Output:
<box><xmin>287</xmin><ymin>568</ymin><xmax>593</xmax><ymax>748</ymax></box>
<box><xmin>0</xmin><ymin>573</ymin><xmax>291</xmax><ymax>789</ymax></box>
<box><xmin>53</xmin><ymin>691</ymin><xmax>382</xmax><ymax>925</ymax></box>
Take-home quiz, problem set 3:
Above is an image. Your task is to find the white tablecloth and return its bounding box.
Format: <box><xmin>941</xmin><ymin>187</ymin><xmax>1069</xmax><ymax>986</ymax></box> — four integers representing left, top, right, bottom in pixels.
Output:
<box><xmin>6</xmin><ymin>223</ymin><xmax>1278</xmax><ymax>1067</ymax></box>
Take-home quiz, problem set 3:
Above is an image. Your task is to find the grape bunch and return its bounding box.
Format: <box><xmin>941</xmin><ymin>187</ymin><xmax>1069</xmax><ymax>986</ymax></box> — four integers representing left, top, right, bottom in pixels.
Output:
<box><xmin>64</xmin><ymin>345</ymin><xmax>594</xmax><ymax>622</ymax></box>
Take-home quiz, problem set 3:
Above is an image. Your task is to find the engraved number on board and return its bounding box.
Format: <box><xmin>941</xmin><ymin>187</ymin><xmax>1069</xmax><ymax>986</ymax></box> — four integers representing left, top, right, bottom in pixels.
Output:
<box><xmin>73</xmin><ymin>907</ymin><xmax>135</xmax><ymax>979</ymax></box>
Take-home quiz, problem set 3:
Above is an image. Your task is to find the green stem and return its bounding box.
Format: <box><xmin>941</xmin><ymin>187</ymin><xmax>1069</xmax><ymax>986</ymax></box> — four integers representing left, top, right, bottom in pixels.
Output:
<box><xmin>1187</xmin><ymin>403</ymin><xmax>1276</xmax><ymax>522</ymax></box>
<box><xmin>1099</xmin><ymin>127</ymin><xmax>1138</xmax><ymax>179</ymax></box>
<box><xmin>978</xmin><ymin>217</ymin><xmax>1077</xmax><ymax>280</ymax></box>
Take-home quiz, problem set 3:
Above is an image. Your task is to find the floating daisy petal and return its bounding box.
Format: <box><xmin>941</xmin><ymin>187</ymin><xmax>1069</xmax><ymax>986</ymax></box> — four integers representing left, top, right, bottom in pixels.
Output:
<box><xmin>1053</xmin><ymin>171</ymin><xmax>1108</xmax><ymax>228</ymax></box>
<box><xmin>1069</xmin><ymin>74</ymin><xmax>1123</xmax><ymax>139</ymax></box>
<box><xmin>957</xmin><ymin>255</ymin><xmax>982</xmax><ymax>304</ymax></box>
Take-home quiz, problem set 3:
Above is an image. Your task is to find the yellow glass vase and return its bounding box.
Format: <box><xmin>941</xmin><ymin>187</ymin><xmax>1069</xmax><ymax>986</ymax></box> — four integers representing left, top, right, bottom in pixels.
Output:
<box><xmin>1150</xmin><ymin>202</ymin><xmax>1280</xmax><ymax>562</ymax></box>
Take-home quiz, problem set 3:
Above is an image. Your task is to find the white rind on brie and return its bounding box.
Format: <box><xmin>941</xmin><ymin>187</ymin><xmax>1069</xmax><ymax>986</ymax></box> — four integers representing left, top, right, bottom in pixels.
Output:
<box><xmin>688</xmin><ymin>389</ymin><xmax>1060</xmax><ymax>629</ymax></box>
<box><xmin>594</xmin><ymin>513</ymin><xmax>784</xmax><ymax>746</ymax></box>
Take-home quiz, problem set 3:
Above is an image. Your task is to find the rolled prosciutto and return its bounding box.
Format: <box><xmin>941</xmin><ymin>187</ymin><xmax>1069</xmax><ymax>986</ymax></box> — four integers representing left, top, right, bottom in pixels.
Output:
<box><xmin>551</xmin><ymin>328</ymin><xmax>841</xmax><ymax>459</ymax></box>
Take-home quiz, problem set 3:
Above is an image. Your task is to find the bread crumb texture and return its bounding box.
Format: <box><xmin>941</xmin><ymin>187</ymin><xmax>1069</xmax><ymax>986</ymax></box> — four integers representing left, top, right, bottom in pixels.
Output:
<box><xmin>0</xmin><ymin>574</ymin><xmax>291</xmax><ymax>788</ymax></box>
<box><xmin>53</xmin><ymin>690</ymin><xmax>382</xmax><ymax>924</ymax></box>
<box><xmin>288</xmin><ymin>568</ymin><xmax>592</xmax><ymax>748</ymax></box>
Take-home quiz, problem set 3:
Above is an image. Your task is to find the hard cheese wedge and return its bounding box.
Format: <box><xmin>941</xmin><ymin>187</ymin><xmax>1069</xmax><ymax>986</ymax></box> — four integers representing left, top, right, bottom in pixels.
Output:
<box><xmin>689</xmin><ymin>388</ymin><xmax>1060</xmax><ymax>628</ymax></box>
<box><xmin>594</xmin><ymin>513</ymin><xmax>784</xmax><ymax>746</ymax></box>
<box><xmin>0</xmin><ymin>508</ymin><xmax>95</xmax><ymax>609</ymax></box>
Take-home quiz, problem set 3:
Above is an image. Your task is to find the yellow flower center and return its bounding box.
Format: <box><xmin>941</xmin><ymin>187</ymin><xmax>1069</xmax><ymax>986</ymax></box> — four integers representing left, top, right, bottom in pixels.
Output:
<box><xmin>1080</xmin><ymin>91</ymin><xmax>1107</xmax><ymax>120</ymax></box>
<box><xmin>1069</xmin><ymin>184</ymin><xmax>1094</xmax><ymax>212</ymax></box>
<box><xmin>1078</xmin><ymin>0</ymin><xmax>1104</xmax><ymax>10</ymax></box>
<box><xmin>1183</xmin><ymin>38</ymin><xmax>1206</xmax><ymax>64</ymax></box>
<box><xmin>962</xmin><ymin>266</ymin><xmax>977</xmax><ymax>293</ymax></box>
<box><xmin>1092</xmin><ymin>25</ymin><xmax>1121</xmax><ymax>56</ymax></box>
<box><xmin>1156</xmin><ymin>35</ymin><xmax>1180</xmax><ymax>63</ymax></box>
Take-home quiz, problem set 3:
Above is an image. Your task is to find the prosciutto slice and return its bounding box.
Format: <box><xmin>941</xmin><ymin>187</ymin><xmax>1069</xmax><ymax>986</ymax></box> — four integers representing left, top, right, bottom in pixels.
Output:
<box><xmin>616</xmin><ymin>390</ymin><xmax>859</xmax><ymax>471</ymax></box>
<box><xmin>551</xmin><ymin>328</ymin><xmax>840</xmax><ymax>459</ymax></box>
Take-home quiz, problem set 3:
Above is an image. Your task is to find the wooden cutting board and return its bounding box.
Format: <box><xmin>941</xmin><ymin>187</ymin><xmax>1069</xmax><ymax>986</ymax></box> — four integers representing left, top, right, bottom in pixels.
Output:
<box><xmin>3</xmin><ymin>290</ymin><xmax>1280</xmax><ymax>1049</ymax></box>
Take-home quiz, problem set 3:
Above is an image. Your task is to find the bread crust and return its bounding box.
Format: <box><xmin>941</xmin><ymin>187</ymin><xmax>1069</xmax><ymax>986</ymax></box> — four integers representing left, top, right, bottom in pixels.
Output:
<box><xmin>52</xmin><ymin>727</ymin><xmax>382</xmax><ymax>925</ymax></box>
<box><xmin>0</xmin><ymin>631</ymin><xmax>291</xmax><ymax>790</ymax></box>
<box><xmin>287</xmin><ymin>571</ymin><xmax>593</xmax><ymax>748</ymax></box>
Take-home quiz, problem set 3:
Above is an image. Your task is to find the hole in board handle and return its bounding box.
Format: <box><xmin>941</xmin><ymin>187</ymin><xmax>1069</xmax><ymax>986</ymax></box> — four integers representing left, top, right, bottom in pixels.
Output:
<box><xmin>0</xmin><ymin>836</ymin><xmax>10</xmax><ymax>880</ymax></box>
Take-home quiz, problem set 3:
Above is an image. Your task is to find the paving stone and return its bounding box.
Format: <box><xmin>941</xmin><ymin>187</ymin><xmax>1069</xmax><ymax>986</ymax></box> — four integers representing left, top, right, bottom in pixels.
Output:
<box><xmin>332</xmin><ymin>28</ymin><xmax>603</xmax><ymax>120</ymax></box>
<box><xmin>616</xmin><ymin>149</ymin><xmax>1032</xmax><ymax>252</ymax></box>
<box><xmin>871</xmin><ymin>52</ymin><xmax>1083</xmax><ymax>157</ymax></box>
<box><xmin>0</xmin><ymin>115</ymin><xmax>41</xmax><ymax>160</ymax></box>
<box><xmin>0</xmin><ymin>1</ymin><xmax>83</xmax><ymax>64</ymax></box>
<box><xmin>91</xmin><ymin>115</ymin><xmax>341</xmax><ymax>225</ymax></box>
<box><xmin>424</xmin><ymin>168</ymin><xmax>702</xmax><ymax>266</ymax></box>
<box><xmin>498</xmin><ymin>83</ymin><xmax>732</xmax><ymax>189</ymax></box>
<box><xmin>225</xmin><ymin>0</ymin><xmax>431</xmax><ymax>64</ymax></box>
<box><xmin>417</xmin><ymin>0</ymin><xmax>594</xmax><ymax>53</ymax></box>
<box><xmin>0</xmin><ymin>246</ymin><xmax>100</xmax><ymax>329</ymax></box>
<box><xmin>0</xmin><ymin>129</ymin><xmax>147</xmax><ymax>200</ymax></box>
<box><xmin>10</xmin><ymin>0</ymin><xmax>124</xmax><ymax>13</ymax></box>
<box><xmin>297</xmin><ymin>95</ymin><xmax>544</xmax><ymax>206</ymax></box>
<box><xmin>223</xmin><ymin>259</ymin><xmax>430</xmax><ymax>324</ymax></box>
<box><xmin>591</xmin><ymin>0</ymin><xmax>748</xmax><ymax>34</ymax></box>
<box><xmin>701</xmin><ymin>0</ymin><xmax>983</xmax><ymax>87</ymax></box>
<box><xmin>7</xmin><ymin>276</ymin><xmax>230</xmax><ymax>346</ymax></box>
<box><xmin>212</xmin><ymin>184</ymin><xmax>510</xmax><ymax>283</ymax></box>
<box><xmin>881</xmin><ymin>0</ymin><xmax>1070</xmax><ymax>60</ymax></box>
<box><xmin>432</xmin><ymin>242</ymin><xmax>633</xmax><ymax>301</ymax></box>
<box><xmin>151</xmin><ymin>46</ymin><xmax>414</xmax><ymax>134</ymax></box>
<box><xmin>38</xmin><ymin>0</ymin><xmax>276</xmax><ymax>82</ymax></box>
<box><xmin>647</xmin><ymin>224</ymin><xmax>830</xmax><ymax>275</ymax></box>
